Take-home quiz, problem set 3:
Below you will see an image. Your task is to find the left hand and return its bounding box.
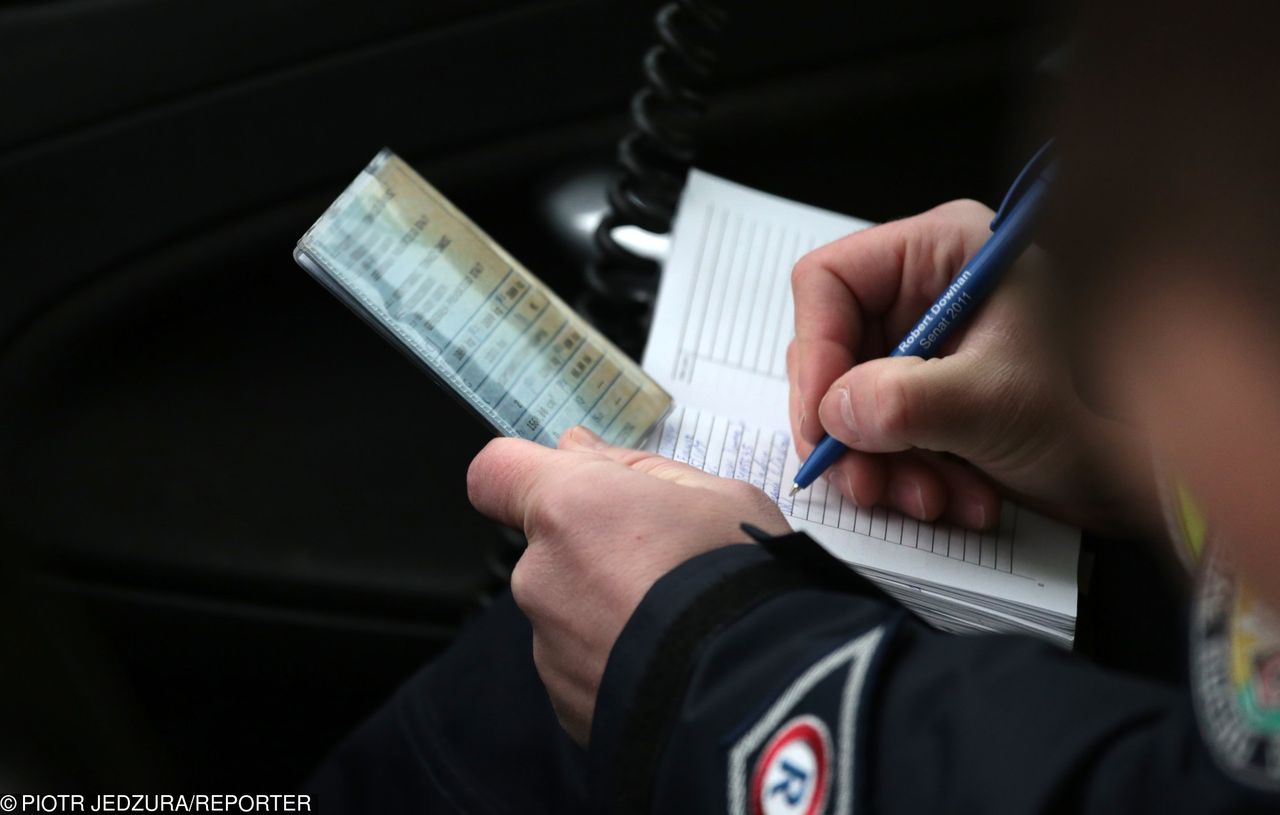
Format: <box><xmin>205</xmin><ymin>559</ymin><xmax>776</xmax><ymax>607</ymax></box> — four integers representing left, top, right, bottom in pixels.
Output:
<box><xmin>466</xmin><ymin>425</ymin><xmax>790</xmax><ymax>744</ymax></box>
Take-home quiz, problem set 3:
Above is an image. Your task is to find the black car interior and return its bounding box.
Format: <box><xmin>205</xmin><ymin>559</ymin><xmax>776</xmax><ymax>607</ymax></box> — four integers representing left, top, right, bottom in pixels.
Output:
<box><xmin>0</xmin><ymin>0</ymin><xmax>1186</xmax><ymax>790</ymax></box>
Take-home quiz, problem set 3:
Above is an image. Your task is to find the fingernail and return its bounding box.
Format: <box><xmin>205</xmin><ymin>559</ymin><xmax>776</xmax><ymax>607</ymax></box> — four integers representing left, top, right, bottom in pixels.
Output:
<box><xmin>828</xmin><ymin>470</ymin><xmax>855</xmax><ymax>504</ymax></box>
<box><xmin>962</xmin><ymin>497</ymin><xmax>987</xmax><ymax>529</ymax></box>
<box><xmin>837</xmin><ymin>387</ymin><xmax>860</xmax><ymax>443</ymax></box>
<box><xmin>573</xmin><ymin>425</ymin><xmax>607</xmax><ymax>450</ymax></box>
<box><xmin>907</xmin><ymin>479</ymin><xmax>926</xmax><ymax>519</ymax></box>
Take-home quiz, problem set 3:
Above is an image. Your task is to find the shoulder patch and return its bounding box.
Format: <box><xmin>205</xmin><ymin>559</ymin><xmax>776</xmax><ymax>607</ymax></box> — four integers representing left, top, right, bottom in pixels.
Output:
<box><xmin>750</xmin><ymin>715</ymin><xmax>831</xmax><ymax>815</ymax></box>
<box><xmin>728</xmin><ymin>627</ymin><xmax>886</xmax><ymax>815</ymax></box>
<box><xmin>1193</xmin><ymin>549</ymin><xmax>1280</xmax><ymax>790</ymax></box>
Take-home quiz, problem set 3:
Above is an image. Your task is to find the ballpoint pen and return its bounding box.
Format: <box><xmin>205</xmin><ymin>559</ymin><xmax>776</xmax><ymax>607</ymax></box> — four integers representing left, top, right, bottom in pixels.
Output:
<box><xmin>790</xmin><ymin>141</ymin><xmax>1056</xmax><ymax>496</ymax></box>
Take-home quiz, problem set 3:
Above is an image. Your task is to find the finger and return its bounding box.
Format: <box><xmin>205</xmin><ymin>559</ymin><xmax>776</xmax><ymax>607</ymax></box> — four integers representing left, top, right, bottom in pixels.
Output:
<box><xmin>794</xmin><ymin>431</ymin><xmax>816</xmax><ymax>460</ymax></box>
<box><xmin>466</xmin><ymin>437</ymin><xmax>564</xmax><ymax>529</ymax></box>
<box><xmin>881</xmin><ymin>453</ymin><xmax>947</xmax><ymax>522</ymax></box>
<box><xmin>583</xmin><ymin>437</ymin><xmax>787</xmax><ymax>535</ymax></box>
<box><xmin>917</xmin><ymin>451</ymin><xmax>1002</xmax><ymax>530</ymax></box>
<box><xmin>790</xmin><ymin>200</ymin><xmax>993</xmax><ymax>448</ymax></box>
<box><xmin>786</xmin><ymin>340</ymin><xmax>812</xmax><ymax>447</ymax></box>
<box><xmin>823</xmin><ymin>448</ymin><xmax>888</xmax><ymax>509</ymax></box>
<box><xmin>789</xmin><ymin>238</ymin><xmax>860</xmax><ymax>444</ymax></box>
<box><xmin>557</xmin><ymin>424</ymin><xmax>613</xmax><ymax>456</ymax></box>
<box><xmin>794</xmin><ymin>338</ymin><xmax>852</xmax><ymax>444</ymax></box>
<box><xmin>789</xmin><ymin>343</ymin><xmax>823</xmax><ymax>454</ymax></box>
<box><xmin>816</xmin><ymin>352</ymin><xmax>992</xmax><ymax>458</ymax></box>
<box><xmin>789</xmin><ymin>245</ymin><xmax>858</xmax><ymax>445</ymax></box>
<box><xmin>558</xmin><ymin>425</ymin><xmax>716</xmax><ymax>488</ymax></box>
<box><xmin>797</xmin><ymin>200</ymin><xmax>995</xmax><ymax>344</ymax></box>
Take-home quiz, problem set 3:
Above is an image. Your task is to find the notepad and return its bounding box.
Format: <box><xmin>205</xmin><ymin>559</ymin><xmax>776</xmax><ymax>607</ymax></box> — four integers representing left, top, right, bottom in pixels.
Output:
<box><xmin>642</xmin><ymin>171</ymin><xmax>1080</xmax><ymax>646</ymax></box>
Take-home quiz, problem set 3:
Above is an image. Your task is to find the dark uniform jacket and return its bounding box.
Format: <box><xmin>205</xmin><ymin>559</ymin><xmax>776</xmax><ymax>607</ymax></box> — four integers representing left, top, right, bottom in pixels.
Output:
<box><xmin>307</xmin><ymin>531</ymin><xmax>1280</xmax><ymax>814</ymax></box>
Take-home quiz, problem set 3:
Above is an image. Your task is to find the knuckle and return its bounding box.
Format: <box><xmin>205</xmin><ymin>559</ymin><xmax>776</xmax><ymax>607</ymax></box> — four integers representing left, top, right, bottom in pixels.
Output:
<box><xmin>464</xmin><ymin>444</ymin><xmax>495</xmax><ymax>504</ymax></box>
<box><xmin>874</xmin><ymin>371</ymin><xmax>916</xmax><ymax>442</ymax></box>
<box><xmin>622</xmin><ymin>450</ymin><xmax>665</xmax><ymax>472</ymax></box>
<box><xmin>525</xmin><ymin>481</ymin><xmax>575</xmax><ymax>539</ymax></box>
<box><xmin>510</xmin><ymin>553</ymin><xmax>536</xmax><ymax>612</ymax></box>
<box><xmin>465</xmin><ymin>463</ymin><xmax>483</xmax><ymax>506</ymax></box>
<box><xmin>629</xmin><ymin>454</ymin><xmax>688</xmax><ymax>480</ymax></box>
<box><xmin>940</xmin><ymin>198</ymin><xmax>993</xmax><ymax>222</ymax></box>
<box><xmin>790</xmin><ymin>253</ymin><xmax>821</xmax><ymax>292</ymax></box>
<box><xmin>466</xmin><ymin>438</ymin><xmax>520</xmax><ymax>503</ymax></box>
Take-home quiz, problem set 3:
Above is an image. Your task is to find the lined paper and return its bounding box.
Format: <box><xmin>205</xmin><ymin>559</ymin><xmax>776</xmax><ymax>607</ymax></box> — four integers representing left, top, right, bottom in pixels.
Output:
<box><xmin>642</xmin><ymin>171</ymin><xmax>1079</xmax><ymax>642</ymax></box>
<box><xmin>653</xmin><ymin>405</ymin><xmax>1022</xmax><ymax>573</ymax></box>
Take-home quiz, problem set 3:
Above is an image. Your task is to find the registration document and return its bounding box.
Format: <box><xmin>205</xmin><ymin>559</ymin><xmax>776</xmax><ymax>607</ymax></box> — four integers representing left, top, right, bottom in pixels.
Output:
<box><xmin>295</xmin><ymin>150</ymin><xmax>673</xmax><ymax>450</ymax></box>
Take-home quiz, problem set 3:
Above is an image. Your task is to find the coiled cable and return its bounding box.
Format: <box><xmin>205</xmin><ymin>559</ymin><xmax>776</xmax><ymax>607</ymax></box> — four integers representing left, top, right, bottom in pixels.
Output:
<box><xmin>582</xmin><ymin>0</ymin><xmax>727</xmax><ymax>355</ymax></box>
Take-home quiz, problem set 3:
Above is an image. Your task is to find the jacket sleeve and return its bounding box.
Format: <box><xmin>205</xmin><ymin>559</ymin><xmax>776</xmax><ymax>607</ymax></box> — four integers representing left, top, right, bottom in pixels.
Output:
<box><xmin>585</xmin><ymin>534</ymin><xmax>1277</xmax><ymax>815</ymax></box>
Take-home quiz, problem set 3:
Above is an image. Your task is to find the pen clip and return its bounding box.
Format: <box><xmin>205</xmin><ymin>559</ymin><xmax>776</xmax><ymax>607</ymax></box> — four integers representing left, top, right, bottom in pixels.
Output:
<box><xmin>991</xmin><ymin>139</ymin><xmax>1055</xmax><ymax>231</ymax></box>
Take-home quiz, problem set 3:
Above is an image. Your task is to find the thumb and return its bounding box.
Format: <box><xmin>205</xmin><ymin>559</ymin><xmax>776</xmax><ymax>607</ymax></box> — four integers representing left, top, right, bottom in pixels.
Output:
<box><xmin>816</xmin><ymin>353</ymin><xmax>996</xmax><ymax>458</ymax></box>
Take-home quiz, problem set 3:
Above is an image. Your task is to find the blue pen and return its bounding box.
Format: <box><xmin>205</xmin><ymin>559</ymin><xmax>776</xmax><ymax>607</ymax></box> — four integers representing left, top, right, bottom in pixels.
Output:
<box><xmin>790</xmin><ymin>141</ymin><xmax>1057</xmax><ymax>496</ymax></box>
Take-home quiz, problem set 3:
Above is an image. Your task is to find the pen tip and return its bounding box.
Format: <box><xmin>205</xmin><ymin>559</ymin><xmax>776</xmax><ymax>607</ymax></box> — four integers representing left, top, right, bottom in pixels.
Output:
<box><xmin>789</xmin><ymin>484</ymin><xmax>801</xmax><ymax>497</ymax></box>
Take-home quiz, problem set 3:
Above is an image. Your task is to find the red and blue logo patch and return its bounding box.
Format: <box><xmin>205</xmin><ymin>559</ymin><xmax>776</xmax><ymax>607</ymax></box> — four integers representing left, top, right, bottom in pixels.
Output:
<box><xmin>750</xmin><ymin>715</ymin><xmax>832</xmax><ymax>815</ymax></box>
<box><xmin>727</xmin><ymin>628</ymin><xmax>887</xmax><ymax>815</ymax></box>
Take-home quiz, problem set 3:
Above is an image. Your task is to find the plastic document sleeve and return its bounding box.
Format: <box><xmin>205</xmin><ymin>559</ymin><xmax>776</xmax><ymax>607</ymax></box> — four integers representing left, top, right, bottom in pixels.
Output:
<box><xmin>294</xmin><ymin>149</ymin><xmax>672</xmax><ymax>448</ymax></box>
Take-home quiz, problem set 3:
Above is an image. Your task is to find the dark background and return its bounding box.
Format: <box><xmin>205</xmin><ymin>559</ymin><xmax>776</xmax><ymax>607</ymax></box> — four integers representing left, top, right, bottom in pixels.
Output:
<box><xmin>0</xmin><ymin>0</ymin><xmax>1182</xmax><ymax>791</ymax></box>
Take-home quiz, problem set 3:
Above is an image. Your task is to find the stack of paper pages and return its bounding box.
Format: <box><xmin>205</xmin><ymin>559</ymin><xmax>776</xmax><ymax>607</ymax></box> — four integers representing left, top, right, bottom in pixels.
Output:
<box><xmin>642</xmin><ymin>171</ymin><xmax>1080</xmax><ymax>646</ymax></box>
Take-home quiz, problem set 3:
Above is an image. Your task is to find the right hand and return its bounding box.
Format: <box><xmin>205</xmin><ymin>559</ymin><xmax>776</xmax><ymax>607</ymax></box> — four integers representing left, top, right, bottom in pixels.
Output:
<box><xmin>788</xmin><ymin>199</ymin><xmax>1155</xmax><ymax>534</ymax></box>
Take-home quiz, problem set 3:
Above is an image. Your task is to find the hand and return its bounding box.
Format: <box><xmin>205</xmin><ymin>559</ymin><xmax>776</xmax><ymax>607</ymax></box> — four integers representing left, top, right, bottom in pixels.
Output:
<box><xmin>466</xmin><ymin>425</ymin><xmax>789</xmax><ymax>744</ymax></box>
<box><xmin>788</xmin><ymin>199</ymin><xmax>1157</xmax><ymax>534</ymax></box>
